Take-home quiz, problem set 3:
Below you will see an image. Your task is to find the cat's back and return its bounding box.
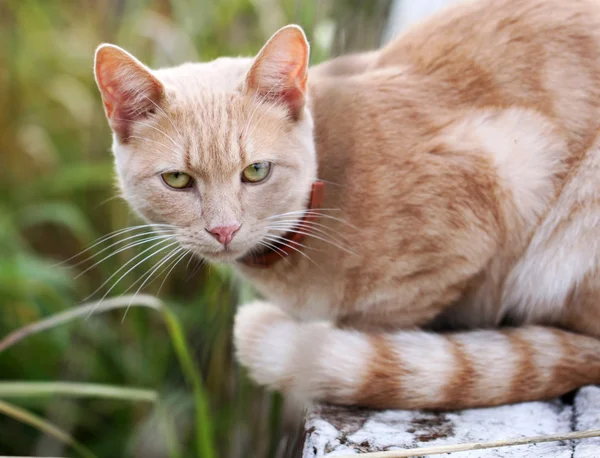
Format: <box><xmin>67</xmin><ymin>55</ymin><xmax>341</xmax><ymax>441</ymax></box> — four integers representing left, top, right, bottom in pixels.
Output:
<box><xmin>376</xmin><ymin>0</ymin><xmax>600</xmax><ymax>72</ymax></box>
<box><xmin>315</xmin><ymin>0</ymin><xmax>600</xmax><ymax>156</ymax></box>
<box><xmin>370</xmin><ymin>0</ymin><xmax>600</xmax><ymax>327</ymax></box>
<box><xmin>375</xmin><ymin>0</ymin><xmax>600</xmax><ymax>128</ymax></box>
<box><xmin>306</xmin><ymin>0</ymin><xmax>600</xmax><ymax>326</ymax></box>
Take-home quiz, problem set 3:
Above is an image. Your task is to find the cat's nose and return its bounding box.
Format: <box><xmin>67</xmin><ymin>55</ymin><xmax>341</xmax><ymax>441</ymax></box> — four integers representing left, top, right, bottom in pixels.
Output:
<box><xmin>206</xmin><ymin>224</ymin><xmax>241</xmax><ymax>246</ymax></box>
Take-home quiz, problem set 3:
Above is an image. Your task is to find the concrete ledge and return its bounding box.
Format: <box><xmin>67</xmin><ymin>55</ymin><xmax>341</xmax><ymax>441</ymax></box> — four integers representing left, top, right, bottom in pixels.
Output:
<box><xmin>303</xmin><ymin>386</ymin><xmax>600</xmax><ymax>457</ymax></box>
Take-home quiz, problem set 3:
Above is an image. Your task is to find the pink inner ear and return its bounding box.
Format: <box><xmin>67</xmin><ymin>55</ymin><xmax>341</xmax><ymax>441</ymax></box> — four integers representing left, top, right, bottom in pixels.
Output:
<box><xmin>246</xmin><ymin>27</ymin><xmax>309</xmax><ymax>120</ymax></box>
<box><xmin>249</xmin><ymin>70</ymin><xmax>305</xmax><ymax>119</ymax></box>
<box><xmin>95</xmin><ymin>47</ymin><xmax>164</xmax><ymax>140</ymax></box>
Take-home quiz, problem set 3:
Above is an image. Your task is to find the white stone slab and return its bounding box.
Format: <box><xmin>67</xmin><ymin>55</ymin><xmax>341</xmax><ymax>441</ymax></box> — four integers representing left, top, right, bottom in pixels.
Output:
<box><xmin>303</xmin><ymin>399</ymin><xmax>576</xmax><ymax>457</ymax></box>
<box><xmin>574</xmin><ymin>386</ymin><xmax>600</xmax><ymax>458</ymax></box>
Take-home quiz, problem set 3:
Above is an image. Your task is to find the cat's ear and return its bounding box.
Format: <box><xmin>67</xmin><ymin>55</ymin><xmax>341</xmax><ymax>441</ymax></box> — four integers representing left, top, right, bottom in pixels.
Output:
<box><xmin>245</xmin><ymin>25</ymin><xmax>310</xmax><ymax>120</ymax></box>
<box><xmin>94</xmin><ymin>44</ymin><xmax>165</xmax><ymax>140</ymax></box>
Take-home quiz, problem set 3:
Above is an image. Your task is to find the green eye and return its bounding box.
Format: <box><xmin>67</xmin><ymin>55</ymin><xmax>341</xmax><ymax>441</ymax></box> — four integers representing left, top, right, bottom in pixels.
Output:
<box><xmin>242</xmin><ymin>162</ymin><xmax>272</xmax><ymax>183</ymax></box>
<box><xmin>161</xmin><ymin>172</ymin><xmax>193</xmax><ymax>189</ymax></box>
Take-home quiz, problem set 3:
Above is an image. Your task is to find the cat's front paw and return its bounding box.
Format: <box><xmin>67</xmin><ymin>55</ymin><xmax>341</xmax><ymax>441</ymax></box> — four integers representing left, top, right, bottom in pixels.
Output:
<box><xmin>233</xmin><ymin>300</ymin><xmax>298</xmax><ymax>389</ymax></box>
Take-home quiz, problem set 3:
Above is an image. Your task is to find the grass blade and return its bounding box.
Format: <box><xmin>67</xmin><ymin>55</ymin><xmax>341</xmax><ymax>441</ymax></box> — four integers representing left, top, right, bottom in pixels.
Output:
<box><xmin>0</xmin><ymin>294</ymin><xmax>162</xmax><ymax>353</ymax></box>
<box><xmin>158</xmin><ymin>401</ymin><xmax>185</xmax><ymax>458</ymax></box>
<box><xmin>0</xmin><ymin>294</ymin><xmax>217</xmax><ymax>458</ymax></box>
<box><xmin>161</xmin><ymin>307</ymin><xmax>216</xmax><ymax>458</ymax></box>
<box><xmin>0</xmin><ymin>382</ymin><xmax>157</xmax><ymax>403</ymax></box>
<box><xmin>0</xmin><ymin>399</ymin><xmax>96</xmax><ymax>458</ymax></box>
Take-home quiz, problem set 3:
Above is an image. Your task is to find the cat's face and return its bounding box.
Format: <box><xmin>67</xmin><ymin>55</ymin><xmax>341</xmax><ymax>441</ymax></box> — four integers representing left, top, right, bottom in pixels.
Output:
<box><xmin>94</xmin><ymin>26</ymin><xmax>317</xmax><ymax>263</ymax></box>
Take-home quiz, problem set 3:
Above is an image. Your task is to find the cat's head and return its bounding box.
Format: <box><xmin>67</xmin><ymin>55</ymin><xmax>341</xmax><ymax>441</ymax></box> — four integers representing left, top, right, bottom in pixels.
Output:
<box><xmin>94</xmin><ymin>25</ymin><xmax>317</xmax><ymax>263</ymax></box>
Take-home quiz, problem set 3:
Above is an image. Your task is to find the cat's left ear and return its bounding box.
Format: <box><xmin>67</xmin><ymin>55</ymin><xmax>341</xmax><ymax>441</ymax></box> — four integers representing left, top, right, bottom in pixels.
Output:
<box><xmin>94</xmin><ymin>44</ymin><xmax>165</xmax><ymax>141</ymax></box>
<box><xmin>245</xmin><ymin>25</ymin><xmax>310</xmax><ymax>120</ymax></box>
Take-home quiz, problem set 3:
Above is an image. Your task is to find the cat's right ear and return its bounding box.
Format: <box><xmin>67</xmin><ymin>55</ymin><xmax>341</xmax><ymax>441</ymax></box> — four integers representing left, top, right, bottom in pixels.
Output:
<box><xmin>94</xmin><ymin>44</ymin><xmax>165</xmax><ymax>141</ymax></box>
<box><xmin>244</xmin><ymin>25</ymin><xmax>310</xmax><ymax>120</ymax></box>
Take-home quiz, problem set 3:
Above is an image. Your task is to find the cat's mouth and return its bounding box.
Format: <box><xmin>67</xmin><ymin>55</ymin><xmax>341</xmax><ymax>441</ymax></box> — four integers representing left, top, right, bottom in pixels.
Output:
<box><xmin>211</xmin><ymin>249</ymin><xmax>245</xmax><ymax>261</ymax></box>
<box><xmin>179</xmin><ymin>239</ymin><xmax>248</xmax><ymax>264</ymax></box>
<box><xmin>197</xmin><ymin>244</ymin><xmax>259</xmax><ymax>264</ymax></box>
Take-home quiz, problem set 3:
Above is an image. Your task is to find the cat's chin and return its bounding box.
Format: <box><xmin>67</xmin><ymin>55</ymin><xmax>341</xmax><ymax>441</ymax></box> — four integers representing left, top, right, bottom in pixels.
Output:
<box><xmin>199</xmin><ymin>248</ymin><xmax>247</xmax><ymax>264</ymax></box>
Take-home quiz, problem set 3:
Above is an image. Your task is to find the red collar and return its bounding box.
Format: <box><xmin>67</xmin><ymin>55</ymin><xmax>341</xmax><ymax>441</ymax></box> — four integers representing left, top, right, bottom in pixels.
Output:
<box><xmin>239</xmin><ymin>181</ymin><xmax>325</xmax><ymax>268</ymax></box>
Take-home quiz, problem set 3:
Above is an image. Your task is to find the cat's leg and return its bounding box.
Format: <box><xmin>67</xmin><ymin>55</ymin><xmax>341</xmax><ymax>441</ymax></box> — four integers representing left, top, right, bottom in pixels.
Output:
<box><xmin>234</xmin><ymin>300</ymin><xmax>600</xmax><ymax>410</ymax></box>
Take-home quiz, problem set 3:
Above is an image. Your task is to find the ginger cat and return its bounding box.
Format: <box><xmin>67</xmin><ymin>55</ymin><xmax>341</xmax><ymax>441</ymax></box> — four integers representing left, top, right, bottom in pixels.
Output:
<box><xmin>94</xmin><ymin>0</ymin><xmax>600</xmax><ymax>411</ymax></box>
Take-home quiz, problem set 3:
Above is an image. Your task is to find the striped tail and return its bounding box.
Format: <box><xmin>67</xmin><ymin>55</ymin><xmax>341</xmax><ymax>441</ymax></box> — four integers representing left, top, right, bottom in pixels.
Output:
<box><xmin>234</xmin><ymin>301</ymin><xmax>600</xmax><ymax>410</ymax></box>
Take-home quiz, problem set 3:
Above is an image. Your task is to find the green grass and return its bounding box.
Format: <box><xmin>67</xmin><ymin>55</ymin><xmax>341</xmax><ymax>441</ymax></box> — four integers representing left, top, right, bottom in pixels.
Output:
<box><xmin>0</xmin><ymin>294</ymin><xmax>214</xmax><ymax>457</ymax></box>
<box><xmin>0</xmin><ymin>0</ymin><xmax>389</xmax><ymax>456</ymax></box>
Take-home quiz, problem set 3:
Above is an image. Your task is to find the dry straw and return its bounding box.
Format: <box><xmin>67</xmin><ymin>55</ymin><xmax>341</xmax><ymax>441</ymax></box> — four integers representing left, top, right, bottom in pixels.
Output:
<box><xmin>334</xmin><ymin>428</ymin><xmax>600</xmax><ymax>457</ymax></box>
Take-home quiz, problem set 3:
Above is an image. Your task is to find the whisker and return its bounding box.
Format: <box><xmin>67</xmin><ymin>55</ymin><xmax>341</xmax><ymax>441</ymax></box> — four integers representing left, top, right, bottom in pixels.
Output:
<box><xmin>270</xmin><ymin>211</ymin><xmax>364</xmax><ymax>232</ymax></box>
<box><xmin>82</xmin><ymin>238</ymin><xmax>178</xmax><ymax>303</ymax></box>
<box><xmin>261</xmin><ymin>232</ymin><xmax>320</xmax><ymax>252</ymax></box>
<box><xmin>262</xmin><ymin>235</ymin><xmax>326</xmax><ymax>274</ymax></box>
<box><xmin>267</xmin><ymin>223</ymin><xmax>352</xmax><ymax>250</ymax></box>
<box><xmin>157</xmin><ymin>249</ymin><xmax>189</xmax><ymax>296</ymax></box>
<box><xmin>92</xmin><ymin>194</ymin><xmax>125</xmax><ymax>211</ymax></box>
<box><xmin>74</xmin><ymin>234</ymin><xmax>176</xmax><ymax>279</ymax></box>
<box><xmin>121</xmin><ymin>246</ymin><xmax>186</xmax><ymax>322</ymax></box>
<box><xmin>269</xmin><ymin>228</ymin><xmax>356</xmax><ymax>256</ymax></box>
<box><xmin>54</xmin><ymin>224</ymin><xmax>175</xmax><ymax>266</ymax></box>
<box><xmin>267</xmin><ymin>226</ymin><xmax>357</xmax><ymax>256</ymax></box>
<box><xmin>263</xmin><ymin>208</ymin><xmax>344</xmax><ymax>222</ymax></box>
<box><xmin>126</xmin><ymin>135</ymin><xmax>181</xmax><ymax>157</ymax></box>
<box><xmin>85</xmin><ymin>240</ymin><xmax>180</xmax><ymax>319</ymax></box>
<box><xmin>242</xmin><ymin>73</ymin><xmax>289</xmax><ymax>140</ymax></box>
<box><xmin>185</xmin><ymin>252</ymin><xmax>196</xmax><ymax>271</ymax></box>
<box><xmin>140</xmin><ymin>95</ymin><xmax>185</xmax><ymax>142</ymax></box>
<box><xmin>242</xmin><ymin>97</ymin><xmax>266</xmax><ymax>142</ymax></box>
<box><xmin>123</xmin><ymin>246</ymin><xmax>184</xmax><ymax>297</ymax></box>
<box><xmin>69</xmin><ymin>229</ymin><xmax>176</xmax><ymax>270</ymax></box>
<box><xmin>247</xmin><ymin>92</ymin><xmax>287</xmax><ymax>138</ymax></box>
<box><xmin>266</xmin><ymin>218</ymin><xmax>353</xmax><ymax>243</ymax></box>
<box><xmin>113</xmin><ymin>117</ymin><xmax>180</xmax><ymax>148</ymax></box>
<box><xmin>187</xmin><ymin>255</ymin><xmax>206</xmax><ymax>280</ymax></box>
<box><xmin>256</xmin><ymin>241</ymin><xmax>292</xmax><ymax>266</ymax></box>
<box><xmin>315</xmin><ymin>178</ymin><xmax>345</xmax><ymax>187</ymax></box>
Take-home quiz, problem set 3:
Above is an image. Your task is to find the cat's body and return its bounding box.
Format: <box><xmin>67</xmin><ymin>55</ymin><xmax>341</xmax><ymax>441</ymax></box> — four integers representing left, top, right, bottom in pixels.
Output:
<box><xmin>95</xmin><ymin>0</ymin><xmax>600</xmax><ymax>411</ymax></box>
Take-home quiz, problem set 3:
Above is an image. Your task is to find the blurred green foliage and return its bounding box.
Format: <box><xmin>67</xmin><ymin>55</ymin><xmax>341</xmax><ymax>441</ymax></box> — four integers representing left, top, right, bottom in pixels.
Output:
<box><xmin>0</xmin><ymin>0</ymin><xmax>390</xmax><ymax>456</ymax></box>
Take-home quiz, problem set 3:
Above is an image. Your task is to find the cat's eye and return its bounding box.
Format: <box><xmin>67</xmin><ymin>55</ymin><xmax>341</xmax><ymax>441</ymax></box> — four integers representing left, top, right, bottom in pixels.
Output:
<box><xmin>242</xmin><ymin>162</ymin><xmax>272</xmax><ymax>183</ymax></box>
<box><xmin>161</xmin><ymin>172</ymin><xmax>193</xmax><ymax>189</ymax></box>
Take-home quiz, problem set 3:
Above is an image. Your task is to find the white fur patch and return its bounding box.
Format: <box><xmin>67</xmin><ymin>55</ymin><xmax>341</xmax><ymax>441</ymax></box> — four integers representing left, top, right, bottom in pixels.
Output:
<box><xmin>445</xmin><ymin>107</ymin><xmax>566</xmax><ymax>228</ymax></box>
<box><xmin>253</xmin><ymin>321</ymin><xmax>298</xmax><ymax>387</ymax></box>
<box><xmin>451</xmin><ymin>330</ymin><xmax>518</xmax><ymax>401</ymax></box>
<box><xmin>233</xmin><ymin>301</ymin><xmax>297</xmax><ymax>388</ymax></box>
<box><xmin>502</xmin><ymin>135</ymin><xmax>600</xmax><ymax>322</ymax></box>
<box><xmin>313</xmin><ymin>327</ymin><xmax>373</xmax><ymax>400</ymax></box>
<box><xmin>520</xmin><ymin>327</ymin><xmax>563</xmax><ymax>390</ymax></box>
<box><xmin>389</xmin><ymin>331</ymin><xmax>456</xmax><ymax>405</ymax></box>
<box><xmin>234</xmin><ymin>301</ymin><xmax>373</xmax><ymax>402</ymax></box>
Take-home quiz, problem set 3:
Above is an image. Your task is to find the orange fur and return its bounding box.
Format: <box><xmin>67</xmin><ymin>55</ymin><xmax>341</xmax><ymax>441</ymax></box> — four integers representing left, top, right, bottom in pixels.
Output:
<box><xmin>95</xmin><ymin>0</ymin><xmax>600</xmax><ymax>410</ymax></box>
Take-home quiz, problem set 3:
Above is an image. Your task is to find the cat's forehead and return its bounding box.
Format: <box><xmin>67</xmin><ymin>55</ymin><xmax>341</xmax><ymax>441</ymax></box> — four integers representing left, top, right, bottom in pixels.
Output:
<box><xmin>145</xmin><ymin>59</ymin><xmax>248</xmax><ymax>175</ymax></box>
<box><xmin>144</xmin><ymin>57</ymin><xmax>289</xmax><ymax>178</ymax></box>
<box><xmin>155</xmin><ymin>57</ymin><xmax>254</xmax><ymax>93</ymax></box>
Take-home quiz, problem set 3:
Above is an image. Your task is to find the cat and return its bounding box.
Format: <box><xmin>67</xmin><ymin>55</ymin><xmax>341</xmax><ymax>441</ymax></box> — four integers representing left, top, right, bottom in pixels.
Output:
<box><xmin>94</xmin><ymin>0</ymin><xmax>600</xmax><ymax>411</ymax></box>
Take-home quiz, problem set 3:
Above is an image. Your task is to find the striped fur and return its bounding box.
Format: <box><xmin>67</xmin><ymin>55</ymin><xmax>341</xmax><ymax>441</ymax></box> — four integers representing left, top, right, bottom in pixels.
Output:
<box><xmin>95</xmin><ymin>0</ymin><xmax>600</xmax><ymax>409</ymax></box>
<box><xmin>235</xmin><ymin>303</ymin><xmax>600</xmax><ymax>409</ymax></box>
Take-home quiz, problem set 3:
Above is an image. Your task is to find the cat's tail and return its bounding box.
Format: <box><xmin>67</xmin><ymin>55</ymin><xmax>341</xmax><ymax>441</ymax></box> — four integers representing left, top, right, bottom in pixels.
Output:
<box><xmin>234</xmin><ymin>301</ymin><xmax>600</xmax><ymax>410</ymax></box>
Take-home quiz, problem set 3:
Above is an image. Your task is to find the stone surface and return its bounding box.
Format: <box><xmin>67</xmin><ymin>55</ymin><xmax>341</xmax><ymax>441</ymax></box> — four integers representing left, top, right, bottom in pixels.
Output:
<box><xmin>303</xmin><ymin>388</ymin><xmax>600</xmax><ymax>457</ymax></box>
<box><xmin>574</xmin><ymin>386</ymin><xmax>600</xmax><ymax>458</ymax></box>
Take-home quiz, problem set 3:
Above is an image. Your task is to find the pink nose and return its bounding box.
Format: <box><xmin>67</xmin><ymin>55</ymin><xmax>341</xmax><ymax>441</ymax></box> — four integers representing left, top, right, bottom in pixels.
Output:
<box><xmin>206</xmin><ymin>224</ymin><xmax>240</xmax><ymax>246</ymax></box>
